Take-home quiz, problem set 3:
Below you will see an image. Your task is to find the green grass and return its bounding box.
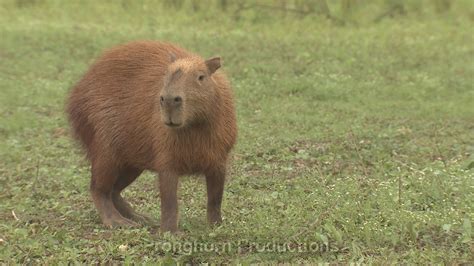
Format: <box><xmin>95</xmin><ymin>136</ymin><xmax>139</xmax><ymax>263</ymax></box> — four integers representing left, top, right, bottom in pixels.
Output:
<box><xmin>1</xmin><ymin>0</ymin><xmax>473</xmax><ymax>264</ymax></box>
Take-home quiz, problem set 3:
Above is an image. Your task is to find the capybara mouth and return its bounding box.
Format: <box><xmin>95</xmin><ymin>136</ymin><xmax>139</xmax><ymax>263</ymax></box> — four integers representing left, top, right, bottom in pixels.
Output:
<box><xmin>165</xmin><ymin>122</ymin><xmax>182</xmax><ymax>128</ymax></box>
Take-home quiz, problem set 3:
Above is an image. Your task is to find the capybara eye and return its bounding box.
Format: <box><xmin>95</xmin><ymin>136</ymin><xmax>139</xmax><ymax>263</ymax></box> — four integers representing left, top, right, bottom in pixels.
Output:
<box><xmin>198</xmin><ymin>75</ymin><xmax>205</xmax><ymax>81</ymax></box>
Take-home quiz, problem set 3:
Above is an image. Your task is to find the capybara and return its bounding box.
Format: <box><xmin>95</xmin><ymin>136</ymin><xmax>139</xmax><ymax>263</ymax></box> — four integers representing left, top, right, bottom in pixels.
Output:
<box><xmin>66</xmin><ymin>41</ymin><xmax>237</xmax><ymax>232</ymax></box>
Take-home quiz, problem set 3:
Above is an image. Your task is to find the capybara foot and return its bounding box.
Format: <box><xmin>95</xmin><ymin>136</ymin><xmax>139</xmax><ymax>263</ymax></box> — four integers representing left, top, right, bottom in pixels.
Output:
<box><xmin>160</xmin><ymin>221</ymin><xmax>178</xmax><ymax>233</ymax></box>
<box><xmin>207</xmin><ymin>212</ymin><xmax>222</xmax><ymax>226</ymax></box>
<box><xmin>112</xmin><ymin>194</ymin><xmax>157</xmax><ymax>226</ymax></box>
<box><xmin>130</xmin><ymin>212</ymin><xmax>158</xmax><ymax>226</ymax></box>
<box><xmin>102</xmin><ymin>215</ymin><xmax>139</xmax><ymax>228</ymax></box>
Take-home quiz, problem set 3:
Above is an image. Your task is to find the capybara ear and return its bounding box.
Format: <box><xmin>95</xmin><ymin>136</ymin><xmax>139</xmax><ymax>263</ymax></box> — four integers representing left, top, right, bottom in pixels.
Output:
<box><xmin>169</xmin><ymin>53</ymin><xmax>177</xmax><ymax>63</ymax></box>
<box><xmin>205</xmin><ymin>57</ymin><xmax>221</xmax><ymax>74</ymax></box>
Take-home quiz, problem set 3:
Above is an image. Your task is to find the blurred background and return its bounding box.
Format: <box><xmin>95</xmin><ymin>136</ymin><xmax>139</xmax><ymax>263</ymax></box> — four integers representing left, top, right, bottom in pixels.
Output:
<box><xmin>6</xmin><ymin>0</ymin><xmax>473</xmax><ymax>23</ymax></box>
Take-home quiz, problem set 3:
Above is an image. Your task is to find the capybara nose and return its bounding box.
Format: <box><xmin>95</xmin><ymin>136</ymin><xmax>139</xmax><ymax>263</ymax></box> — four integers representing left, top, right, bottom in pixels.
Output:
<box><xmin>160</xmin><ymin>95</ymin><xmax>182</xmax><ymax>108</ymax></box>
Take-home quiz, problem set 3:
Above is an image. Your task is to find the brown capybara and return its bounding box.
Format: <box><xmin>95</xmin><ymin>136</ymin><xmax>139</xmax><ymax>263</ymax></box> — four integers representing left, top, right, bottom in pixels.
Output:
<box><xmin>66</xmin><ymin>41</ymin><xmax>237</xmax><ymax>232</ymax></box>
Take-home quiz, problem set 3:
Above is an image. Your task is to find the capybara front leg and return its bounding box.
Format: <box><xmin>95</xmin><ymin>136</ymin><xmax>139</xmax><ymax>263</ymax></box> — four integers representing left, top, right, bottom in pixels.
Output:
<box><xmin>205</xmin><ymin>167</ymin><xmax>225</xmax><ymax>225</ymax></box>
<box><xmin>158</xmin><ymin>172</ymin><xmax>179</xmax><ymax>233</ymax></box>
<box><xmin>90</xmin><ymin>162</ymin><xmax>138</xmax><ymax>228</ymax></box>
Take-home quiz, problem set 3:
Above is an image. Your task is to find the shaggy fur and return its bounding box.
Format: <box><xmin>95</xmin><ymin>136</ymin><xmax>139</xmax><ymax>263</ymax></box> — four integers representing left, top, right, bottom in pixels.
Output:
<box><xmin>66</xmin><ymin>41</ymin><xmax>237</xmax><ymax>232</ymax></box>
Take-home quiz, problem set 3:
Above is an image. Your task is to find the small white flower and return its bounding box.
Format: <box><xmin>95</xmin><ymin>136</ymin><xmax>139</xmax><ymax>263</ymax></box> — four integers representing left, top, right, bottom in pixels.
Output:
<box><xmin>118</xmin><ymin>244</ymin><xmax>128</xmax><ymax>252</ymax></box>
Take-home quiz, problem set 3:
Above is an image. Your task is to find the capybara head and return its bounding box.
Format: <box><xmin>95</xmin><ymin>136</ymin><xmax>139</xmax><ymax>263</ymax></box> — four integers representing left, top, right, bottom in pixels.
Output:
<box><xmin>159</xmin><ymin>55</ymin><xmax>221</xmax><ymax>128</ymax></box>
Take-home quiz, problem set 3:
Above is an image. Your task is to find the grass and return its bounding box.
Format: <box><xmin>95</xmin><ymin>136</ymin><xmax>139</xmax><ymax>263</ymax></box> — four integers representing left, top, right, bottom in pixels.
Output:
<box><xmin>0</xmin><ymin>0</ymin><xmax>473</xmax><ymax>263</ymax></box>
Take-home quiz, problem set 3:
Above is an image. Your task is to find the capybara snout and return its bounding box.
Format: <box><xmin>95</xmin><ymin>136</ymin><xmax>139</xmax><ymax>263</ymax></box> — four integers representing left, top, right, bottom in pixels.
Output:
<box><xmin>66</xmin><ymin>41</ymin><xmax>237</xmax><ymax>232</ymax></box>
<box><xmin>160</xmin><ymin>95</ymin><xmax>184</xmax><ymax>127</ymax></box>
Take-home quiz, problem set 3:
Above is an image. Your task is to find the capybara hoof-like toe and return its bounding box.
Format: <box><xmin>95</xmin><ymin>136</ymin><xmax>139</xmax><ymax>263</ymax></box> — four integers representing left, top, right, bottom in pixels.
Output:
<box><xmin>159</xmin><ymin>224</ymin><xmax>178</xmax><ymax>234</ymax></box>
<box><xmin>103</xmin><ymin>217</ymin><xmax>140</xmax><ymax>228</ymax></box>
<box><xmin>131</xmin><ymin>213</ymin><xmax>158</xmax><ymax>226</ymax></box>
<box><xmin>208</xmin><ymin>214</ymin><xmax>222</xmax><ymax>226</ymax></box>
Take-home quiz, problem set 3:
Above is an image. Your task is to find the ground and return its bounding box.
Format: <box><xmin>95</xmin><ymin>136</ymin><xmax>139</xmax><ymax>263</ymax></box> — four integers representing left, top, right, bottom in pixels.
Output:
<box><xmin>0</xmin><ymin>1</ymin><xmax>473</xmax><ymax>264</ymax></box>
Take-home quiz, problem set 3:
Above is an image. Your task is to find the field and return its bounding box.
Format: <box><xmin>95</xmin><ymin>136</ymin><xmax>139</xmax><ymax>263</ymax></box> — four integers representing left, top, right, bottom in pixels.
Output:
<box><xmin>0</xmin><ymin>0</ymin><xmax>473</xmax><ymax>263</ymax></box>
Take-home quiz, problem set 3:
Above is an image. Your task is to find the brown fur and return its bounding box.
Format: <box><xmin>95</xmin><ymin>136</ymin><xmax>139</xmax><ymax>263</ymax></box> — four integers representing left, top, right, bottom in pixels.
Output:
<box><xmin>66</xmin><ymin>41</ymin><xmax>237</xmax><ymax>232</ymax></box>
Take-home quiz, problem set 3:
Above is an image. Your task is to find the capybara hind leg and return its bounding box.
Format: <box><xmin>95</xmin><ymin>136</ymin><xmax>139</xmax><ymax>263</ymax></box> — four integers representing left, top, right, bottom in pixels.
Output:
<box><xmin>112</xmin><ymin>168</ymin><xmax>156</xmax><ymax>225</ymax></box>
<box><xmin>205</xmin><ymin>167</ymin><xmax>226</xmax><ymax>225</ymax></box>
<box><xmin>158</xmin><ymin>172</ymin><xmax>179</xmax><ymax>233</ymax></box>
<box><xmin>90</xmin><ymin>162</ymin><xmax>139</xmax><ymax>228</ymax></box>
<box><xmin>113</xmin><ymin>194</ymin><xmax>156</xmax><ymax>225</ymax></box>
